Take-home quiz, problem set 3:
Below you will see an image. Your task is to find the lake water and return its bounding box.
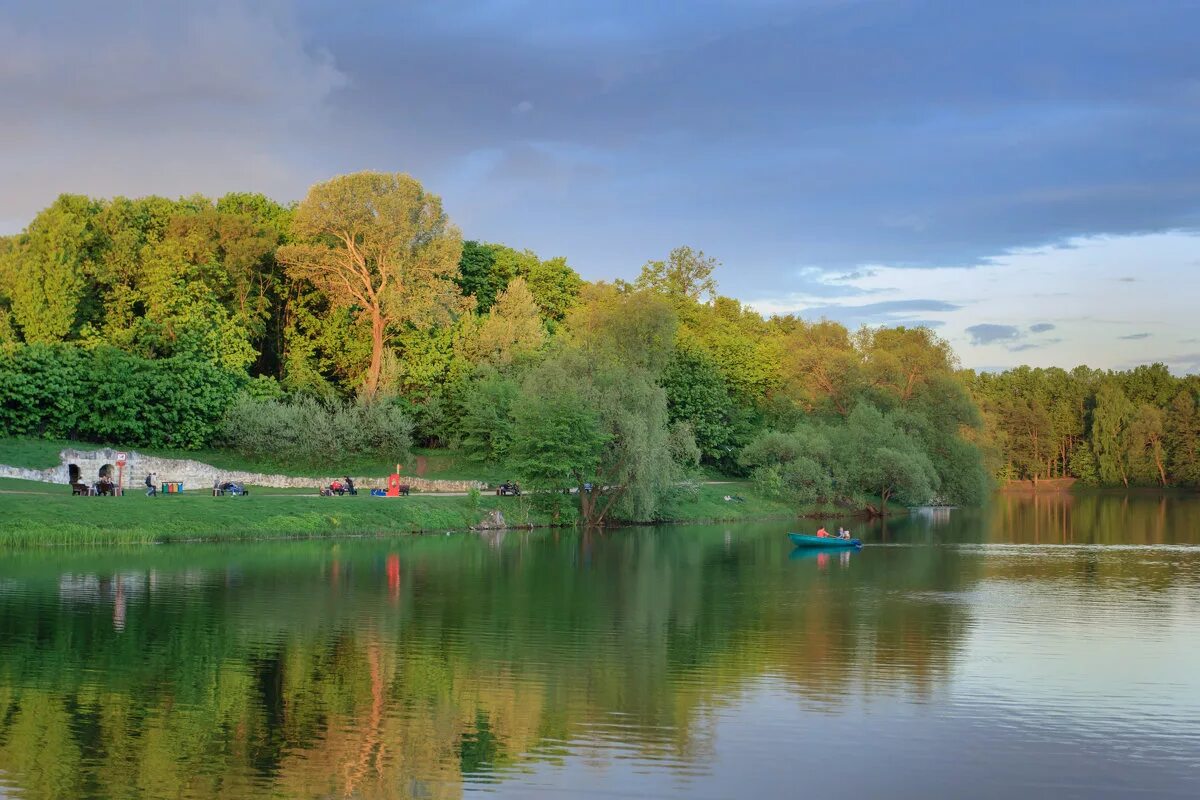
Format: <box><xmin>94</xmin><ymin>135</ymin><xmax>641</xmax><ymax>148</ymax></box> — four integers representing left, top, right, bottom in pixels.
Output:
<box><xmin>1</xmin><ymin>493</ymin><xmax>1199</xmax><ymax>799</ymax></box>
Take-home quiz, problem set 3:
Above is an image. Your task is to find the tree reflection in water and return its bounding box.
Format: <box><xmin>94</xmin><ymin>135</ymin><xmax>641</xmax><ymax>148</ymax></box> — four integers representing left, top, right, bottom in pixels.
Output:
<box><xmin>0</xmin><ymin>497</ymin><xmax>1197</xmax><ymax>799</ymax></box>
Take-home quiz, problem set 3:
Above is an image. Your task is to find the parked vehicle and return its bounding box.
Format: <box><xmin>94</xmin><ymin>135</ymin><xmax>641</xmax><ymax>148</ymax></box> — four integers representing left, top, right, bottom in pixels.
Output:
<box><xmin>496</xmin><ymin>481</ymin><xmax>522</xmax><ymax>496</ymax></box>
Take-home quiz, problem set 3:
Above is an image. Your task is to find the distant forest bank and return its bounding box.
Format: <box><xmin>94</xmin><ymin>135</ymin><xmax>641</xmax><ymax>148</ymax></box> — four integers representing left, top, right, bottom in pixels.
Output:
<box><xmin>1</xmin><ymin>171</ymin><xmax>1197</xmax><ymax>525</ymax></box>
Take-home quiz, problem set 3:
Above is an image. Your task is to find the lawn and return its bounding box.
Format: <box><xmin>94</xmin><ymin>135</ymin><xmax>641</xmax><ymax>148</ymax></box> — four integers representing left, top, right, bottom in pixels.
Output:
<box><xmin>0</xmin><ymin>472</ymin><xmax>859</xmax><ymax>549</ymax></box>
<box><xmin>0</xmin><ymin>475</ymin><xmax>546</xmax><ymax>546</ymax></box>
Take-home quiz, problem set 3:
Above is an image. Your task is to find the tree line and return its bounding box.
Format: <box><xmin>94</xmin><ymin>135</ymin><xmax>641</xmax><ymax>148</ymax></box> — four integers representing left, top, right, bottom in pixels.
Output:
<box><xmin>1</xmin><ymin>171</ymin><xmax>1195</xmax><ymax>516</ymax></box>
<box><xmin>970</xmin><ymin>364</ymin><xmax>1200</xmax><ymax>488</ymax></box>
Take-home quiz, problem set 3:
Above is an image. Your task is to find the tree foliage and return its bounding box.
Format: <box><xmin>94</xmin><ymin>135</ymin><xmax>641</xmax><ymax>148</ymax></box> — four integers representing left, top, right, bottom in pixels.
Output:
<box><xmin>12</xmin><ymin>175</ymin><xmax>1188</xmax><ymax>509</ymax></box>
<box><xmin>973</xmin><ymin>367</ymin><xmax>1198</xmax><ymax>487</ymax></box>
<box><xmin>278</xmin><ymin>171</ymin><xmax>467</xmax><ymax>398</ymax></box>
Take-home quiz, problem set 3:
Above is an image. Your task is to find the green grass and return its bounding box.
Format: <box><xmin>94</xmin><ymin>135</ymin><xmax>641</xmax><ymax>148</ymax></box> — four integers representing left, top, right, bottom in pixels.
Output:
<box><xmin>0</xmin><ymin>437</ymin><xmax>71</xmax><ymax>470</ymax></box>
<box><xmin>0</xmin><ymin>436</ymin><xmax>500</xmax><ymax>484</ymax></box>
<box><xmin>0</xmin><ymin>475</ymin><xmax>549</xmax><ymax>546</ymax></box>
<box><xmin>0</xmin><ymin>471</ymin><xmax>880</xmax><ymax>548</ymax></box>
<box><xmin>655</xmin><ymin>481</ymin><xmax>809</xmax><ymax>523</ymax></box>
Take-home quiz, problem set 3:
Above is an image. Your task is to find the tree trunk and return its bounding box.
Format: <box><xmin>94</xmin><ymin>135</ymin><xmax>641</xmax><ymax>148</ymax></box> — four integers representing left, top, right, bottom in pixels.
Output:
<box><xmin>365</xmin><ymin>308</ymin><xmax>385</xmax><ymax>399</ymax></box>
<box><xmin>579</xmin><ymin>486</ymin><xmax>595</xmax><ymax>526</ymax></box>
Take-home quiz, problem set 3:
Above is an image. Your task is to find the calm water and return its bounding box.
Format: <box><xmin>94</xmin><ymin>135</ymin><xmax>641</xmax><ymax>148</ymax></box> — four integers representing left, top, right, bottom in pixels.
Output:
<box><xmin>1</xmin><ymin>493</ymin><xmax>1199</xmax><ymax>799</ymax></box>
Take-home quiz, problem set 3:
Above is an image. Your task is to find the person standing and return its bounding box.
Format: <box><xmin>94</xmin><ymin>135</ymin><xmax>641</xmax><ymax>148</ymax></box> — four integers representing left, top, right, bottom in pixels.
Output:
<box><xmin>145</xmin><ymin>473</ymin><xmax>156</xmax><ymax>497</ymax></box>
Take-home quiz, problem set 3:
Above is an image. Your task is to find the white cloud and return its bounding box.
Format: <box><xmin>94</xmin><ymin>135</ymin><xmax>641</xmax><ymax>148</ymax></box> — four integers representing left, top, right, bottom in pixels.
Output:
<box><xmin>744</xmin><ymin>232</ymin><xmax>1200</xmax><ymax>372</ymax></box>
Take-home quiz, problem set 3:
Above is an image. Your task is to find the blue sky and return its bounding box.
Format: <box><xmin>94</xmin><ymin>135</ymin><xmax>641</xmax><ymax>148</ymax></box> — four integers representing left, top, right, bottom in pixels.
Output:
<box><xmin>1</xmin><ymin>1</ymin><xmax>1197</xmax><ymax>371</ymax></box>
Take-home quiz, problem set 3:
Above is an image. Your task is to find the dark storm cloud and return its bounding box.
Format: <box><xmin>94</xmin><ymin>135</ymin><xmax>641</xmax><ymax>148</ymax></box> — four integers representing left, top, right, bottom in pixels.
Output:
<box><xmin>2</xmin><ymin>1</ymin><xmax>1199</xmax><ymax>297</ymax></box>
<box><xmin>304</xmin><ymin>0</ymin><xmax>1200</xmax><ymax>286</ymax></box>
<box><xmin>966</xmin><ymin>324</ymin><xmax>1021</xmax><ymax>345</ymax></box>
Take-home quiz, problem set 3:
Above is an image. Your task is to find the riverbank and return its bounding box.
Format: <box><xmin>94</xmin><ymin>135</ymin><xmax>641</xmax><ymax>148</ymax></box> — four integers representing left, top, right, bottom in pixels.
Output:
<box><xmin>0</xmin><ymin>476</ymin><xmax>834</xmax><ymax>547</ymax></box>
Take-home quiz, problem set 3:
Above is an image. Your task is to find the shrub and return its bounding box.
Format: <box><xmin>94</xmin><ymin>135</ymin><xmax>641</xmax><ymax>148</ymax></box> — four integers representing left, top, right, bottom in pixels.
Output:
<box><xmin>0</xmin><ymin>343</ymin><xmax>242</xmax><ymax>449</ymax></box>
<box><xmin>218</xmin><ymin>396</ymin><xmax>412</xmax><ymax>466</ymax></box>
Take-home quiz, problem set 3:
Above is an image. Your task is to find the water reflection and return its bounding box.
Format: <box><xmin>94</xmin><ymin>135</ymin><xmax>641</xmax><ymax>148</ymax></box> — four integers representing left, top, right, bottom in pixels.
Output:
<box><xmin>0</xmin><ymin>494</ymin><xmax>1197</xmax><ymax>799</ymax></box>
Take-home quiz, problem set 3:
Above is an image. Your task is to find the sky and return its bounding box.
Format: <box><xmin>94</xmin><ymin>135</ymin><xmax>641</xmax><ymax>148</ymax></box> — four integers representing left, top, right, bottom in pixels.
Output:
<box><xmin>1</xmin><ymin>0</ymin><xmax>1197</xmax><ymax>372</ymax></box>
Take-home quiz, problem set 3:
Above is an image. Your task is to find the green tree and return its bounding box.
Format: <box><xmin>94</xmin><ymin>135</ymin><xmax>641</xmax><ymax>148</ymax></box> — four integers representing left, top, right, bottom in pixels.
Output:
<box><xmin>659</xmin><ymin>347</ymin><xmax>746</xmax><ymax>467</ymax></box>
<box><xmin>458</xmin><ymin>277</ymin><xmax>546</xmax><ymax>368</ymax></box>
<box><xmin>831</xmin><ymin>404</ymin><xmax>939</xmax><ymax>508</ymax></box>
<box><xmin>278</xmin><ymin>172</ymin><xmax>467</xmax><ymax>398</ymax></box>
<box><xmin>1092</xmin><ymin>382</ymin><xmax>1136</xmax><ymax>487</ymax></box>
<box><xmin>457</xmin><ymin>242</ymin><xmax>582</xmax><ymax>322</ymax></box>
<box><xmin>1127</xmin><ymin>403</ymin><xmax>1168</xmax><ymax>485</ymax></box>
<box><xmin>857</xmin><ymin>325</ymin><xmax>956</xmax><ymax>405</ymax></box>
<box><xmin>509</xmin><ymin>358</ymin><xmax>609</xmax><ymax>500</ymax></box>
<box><xmin>635</xmin><ymin>246</ymin><xmax>718</xmax><ymax>306</ymax></box>
<box><xmin>457</xmin><ymin>369</ymin><xmax>520</xmax><ymax>464</ymax></box>
<box><xmin>776</xmin><ymin>319</ymin><xmax>861</xmax><ymax>415</ymax></box>
<box><xmin>739</xmin><ymin>426</ymin><xmax>833</xmax><ymax>503</ymax></box>
<box><xmin>524</xmin><ymin>255</ymin><xmax>583</xmax><ymax>322</ymax></box>
<box><xmin>2</xmin><ymin>195</ymin><xmax>97</xmax><ymax>343</ymax></box>
<box><xmin>1165</xmin><ymin>390</ymin><xmax>1200</xmax><ymax>486</ymax></box>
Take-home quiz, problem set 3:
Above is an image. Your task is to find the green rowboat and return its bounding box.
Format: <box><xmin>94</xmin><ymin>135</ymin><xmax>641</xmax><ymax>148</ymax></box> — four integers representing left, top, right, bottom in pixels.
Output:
<box><xmin>788</xmin><ymin>532</ymin><xmax>862</xmax><ymax>548</ymax></box>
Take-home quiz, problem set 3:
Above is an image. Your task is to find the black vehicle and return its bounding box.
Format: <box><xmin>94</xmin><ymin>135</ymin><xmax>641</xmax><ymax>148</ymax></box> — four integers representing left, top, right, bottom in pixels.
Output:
<box><xmin>496</xmin><ymin>481</ymin><xmax>521</xmax><ymax>496</ymax></box>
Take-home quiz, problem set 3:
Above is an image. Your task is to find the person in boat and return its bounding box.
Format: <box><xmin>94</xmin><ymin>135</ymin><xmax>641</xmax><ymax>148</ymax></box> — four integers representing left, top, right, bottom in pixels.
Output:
<box><xmin>816</xmin><ymin>526</ymin><xmax>829</xmax><ymax>538</ymax></box>
<box><xmin>841</xmin><ymin>528</ymin><xmax>852</xmax><ymax>540</ymax></box>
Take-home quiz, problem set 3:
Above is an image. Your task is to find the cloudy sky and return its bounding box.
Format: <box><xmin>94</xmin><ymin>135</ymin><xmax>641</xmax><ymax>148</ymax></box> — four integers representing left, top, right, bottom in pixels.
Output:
<box><xmin>2</xmin><ymin>1</ymin><xmax>1197</xmax><ymax>371</ymax></box>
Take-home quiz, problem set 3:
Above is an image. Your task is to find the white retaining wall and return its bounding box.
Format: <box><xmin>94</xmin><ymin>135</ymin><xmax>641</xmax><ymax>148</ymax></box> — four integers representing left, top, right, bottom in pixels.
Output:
<box><xmin>0</xmin><ymin>448</ymin><xmax>486</xmax><ymax>493</ymax></box>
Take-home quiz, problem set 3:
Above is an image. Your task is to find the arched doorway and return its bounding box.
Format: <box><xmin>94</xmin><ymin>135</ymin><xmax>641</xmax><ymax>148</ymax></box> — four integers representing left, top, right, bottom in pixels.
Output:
<box><xmin>68</xmin><ymin>464</ymin><xmax>80</xmax><ymax>483</ymax></box>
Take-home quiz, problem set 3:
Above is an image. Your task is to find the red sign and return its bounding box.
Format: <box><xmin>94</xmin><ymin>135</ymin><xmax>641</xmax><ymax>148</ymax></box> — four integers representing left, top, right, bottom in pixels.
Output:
<box><xmin>116</xmin><ymin>452</ymin><xmax>127</xmax><ymax>465</ymax></box>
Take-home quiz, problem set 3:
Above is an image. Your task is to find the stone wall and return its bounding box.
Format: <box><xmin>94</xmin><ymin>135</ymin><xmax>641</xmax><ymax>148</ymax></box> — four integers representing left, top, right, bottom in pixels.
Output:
<box><xmin>0</xmin><ymin>448</ymin><xmax>486</xmax><ymax>493</ymax></box>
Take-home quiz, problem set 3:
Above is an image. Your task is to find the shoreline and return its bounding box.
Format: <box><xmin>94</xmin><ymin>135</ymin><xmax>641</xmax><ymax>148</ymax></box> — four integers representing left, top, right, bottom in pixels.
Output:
<box><xmin>0</xmin><ymin>475</ymin><xmax>884</xmax><ymax>548</ymax></box>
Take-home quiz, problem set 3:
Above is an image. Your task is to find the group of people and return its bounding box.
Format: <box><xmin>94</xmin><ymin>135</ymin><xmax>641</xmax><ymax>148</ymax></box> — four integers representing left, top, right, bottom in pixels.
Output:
<box><xmin>815</xmin><ymin>526</ymin><xmax>853</xmax><ymax>540</ymax></box>
<box><xmin>322</xmin><ymin>477</ymin><xmax>357</xmax><ymax>496</ymax></box>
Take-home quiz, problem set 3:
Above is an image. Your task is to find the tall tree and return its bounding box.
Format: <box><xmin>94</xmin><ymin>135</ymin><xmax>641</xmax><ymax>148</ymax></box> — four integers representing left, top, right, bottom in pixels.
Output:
<box><xmin>278</xmin><ymin>172</ymin><xmax>467</xmax><ymax>398</ymax></box>
<box><xmin>635</xmin><ymin>246</ymin><xmax>719</xmax><ymax>306</ymax></box>
<box><xmin>1092</xmin><ymin>382</ymin><xmax>1135</xmax><ymax>487</ymax></box>
<box><xmin>458</xmin><ymin>277</ymin><xmax>546</xmax><ymax>367</ymax></box>
<box><xmin>1128</xmin><ymin>403</ymin><xmax>1168</xmax><ymax>486</ymax></box>
<box><xmin>2</xmin><ymin>195</ymin><xmax>96</xmax><ymax>343</ymax></box>
<box><xmin>858</xmin><ymin>325</ymin><xmax>956</xmax><ymax>404</ymax></box>
<box><xmin>1165</xmin><ymin>390</ymin><xmax>1200</xmax><ymax>487</ymax></box>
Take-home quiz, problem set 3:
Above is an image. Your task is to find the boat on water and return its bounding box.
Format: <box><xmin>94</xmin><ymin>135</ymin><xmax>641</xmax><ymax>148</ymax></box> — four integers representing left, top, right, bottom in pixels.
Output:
<box><xmin>789</xmin><ymin>532</ymin><xmax>862</xmax><ymax>549</ymax></box>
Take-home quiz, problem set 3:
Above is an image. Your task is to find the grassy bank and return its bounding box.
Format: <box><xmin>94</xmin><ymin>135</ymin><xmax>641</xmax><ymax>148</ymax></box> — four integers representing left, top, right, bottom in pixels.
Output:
<box><xmin>0</xmin><ymin>474</ymin><xmax>843</xmax><ymax>547</ymax></box>
<box><xmin>0</xmin><ymin>477</ymin><xmax>533</xmax><ymax>546</ymax></box>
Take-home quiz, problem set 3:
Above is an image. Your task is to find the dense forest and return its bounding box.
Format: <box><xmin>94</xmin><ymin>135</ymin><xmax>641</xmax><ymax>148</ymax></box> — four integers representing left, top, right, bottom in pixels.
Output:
<box><xmin>0</xmin><ymin>172</ymin><xmax>1196</xmax><ymax>519</ymax></box>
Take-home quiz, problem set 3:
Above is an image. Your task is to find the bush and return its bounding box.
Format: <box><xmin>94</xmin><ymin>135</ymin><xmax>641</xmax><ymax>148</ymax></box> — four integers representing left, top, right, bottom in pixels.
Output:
<box><xmin>218</xmin><ymin>396</ymin><xmax>412</xmax><ymax>466</ymax></box>
<box><xmin>0</xmin><ymin>343</ymin><xmax>243</xmax><ymax>449</ymax></box>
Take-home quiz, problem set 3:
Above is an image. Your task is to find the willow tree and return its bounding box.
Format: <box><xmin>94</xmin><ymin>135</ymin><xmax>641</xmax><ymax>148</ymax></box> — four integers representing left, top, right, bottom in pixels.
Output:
<box><xmin>278</xmin><ymin>172</ymin><xmax>466</xmax><ymax>398</ymax></box>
